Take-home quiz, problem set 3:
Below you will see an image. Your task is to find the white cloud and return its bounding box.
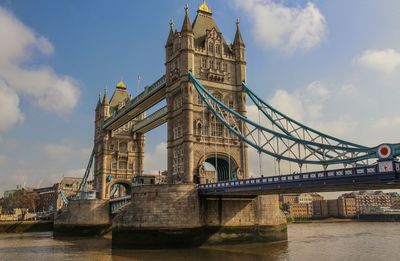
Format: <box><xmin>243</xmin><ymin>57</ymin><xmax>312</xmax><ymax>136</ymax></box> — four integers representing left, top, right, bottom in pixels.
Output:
<box><xmin>0</xmin><ymin>7</ymin><xmax>80</xmax><ymax>125</ymax></box>
<box><xmin>44</xmin><ymin>143</ymin><xmax>73</xmax><ymax>161</ymax></box>
<box><xmin>64</xmin><ymin>168</ymin><xmax>85</xmax><ymax>178</ymax></box>
<box><xmin>0</xmin><ymin>80</ymin><xmax>24</xmax><ymax>132</ymax></box>
<box><xmin>355</xmin><ymin>49</ymin><xmax>400</xmax><ymax>74</ymax></box>
<box><xmin>237</xmin><ymin>0</ymin><xmax>326</xmax><ymax>52</ymax></box>
<box><xmin>0</xmin><ymin>154</ymin><xmax>8</xmax><ymax>165</ymax></box>
<box><xmin>144</xmin><ymin>142</ymin><xmax>167</xmax><ymax>173</ymax></box>
<box><xmin>269</xmin><ymin>80</ymin><xmax>329</xmax><ymax>123</ymax></box>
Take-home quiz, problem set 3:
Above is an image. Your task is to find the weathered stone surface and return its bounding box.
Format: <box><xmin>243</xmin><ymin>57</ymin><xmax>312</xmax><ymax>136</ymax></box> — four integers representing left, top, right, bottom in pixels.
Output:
<box><xmin>0</xmin><ymin>221</ymin><xmax>53</xmax><ymax>233</ymax></box>
<box><xmin>112</xmin><ymin>184</ymin><xmax>287</xmax><ymax>248</ymax></box>
<box><xmin>202</xmin><ymin>195</ymin><xmax>287</xmax><ymax>227</ymax></box>
<box><xmin>113</xmin><ymin>184</ymin><xmax>201</xmax><ymax>229</ymax></box>
<box><xmin>54</xmin><ymin>199</ymin><xmax>110</xmax><ymax>236</ymax></box>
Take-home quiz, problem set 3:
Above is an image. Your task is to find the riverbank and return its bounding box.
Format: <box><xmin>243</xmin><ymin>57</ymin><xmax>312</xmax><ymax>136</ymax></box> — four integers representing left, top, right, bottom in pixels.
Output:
<box><xmin>290</xmin><ymin>217</ymin><xmax>356</xmax><ymax>224</ymax></box>
<box><xmin>0</xmin><ymin>221</ymin><xmax>53</xmax><ymax>233</ymax></box>
<box><xmin>359</xmin><ymin>214</ymin><xmax>400</xmax><ymax>222</ymax></box>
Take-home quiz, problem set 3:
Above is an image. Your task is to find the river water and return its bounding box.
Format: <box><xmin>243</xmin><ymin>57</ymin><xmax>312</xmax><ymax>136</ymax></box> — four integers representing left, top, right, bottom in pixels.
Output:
<box><xmin>0</xmin><ymin>222</ymin><xmax>399</xmax><ymax>261</ymax></box>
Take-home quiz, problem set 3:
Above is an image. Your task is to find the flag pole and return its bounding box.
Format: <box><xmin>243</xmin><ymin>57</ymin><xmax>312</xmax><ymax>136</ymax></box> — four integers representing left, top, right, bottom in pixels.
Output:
<box><xmin>136</xmin><ymin>75</ymin><xmax>141</xmax><ymax>96</ymax></box>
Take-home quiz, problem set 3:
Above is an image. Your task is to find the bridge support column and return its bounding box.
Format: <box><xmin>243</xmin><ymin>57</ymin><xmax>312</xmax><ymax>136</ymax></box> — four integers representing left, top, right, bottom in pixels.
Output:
<box><xmin>202</xmin><ymin>194</ymin><xmax>287</xmax><ymax>245</ymax></box>
<box><xmin>112</xmin><ymin>184</ymin><xmax>287</xmax><ymax>249</ymax></box>
<box><xmin>54</xmin><ymin>199</ymin><xmax>111</xmax><ymax>236</ymax></box>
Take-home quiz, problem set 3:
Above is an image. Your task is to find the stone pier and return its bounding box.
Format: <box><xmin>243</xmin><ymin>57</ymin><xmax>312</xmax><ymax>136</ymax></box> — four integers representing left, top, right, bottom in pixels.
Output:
<box><xmin>54</xmin><ymin>199</ymin><xmax>111</xmax><ymax>236</ymax></box>
<box><xmin>112</xmin><ymin>184</ymin><xmax>287</xmax><ymax>249</ymax></box>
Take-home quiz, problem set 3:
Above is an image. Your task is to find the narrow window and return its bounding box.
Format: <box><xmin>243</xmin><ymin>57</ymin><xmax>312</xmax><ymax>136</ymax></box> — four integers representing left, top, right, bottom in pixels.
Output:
<box><xmin>208</xmin><ymin>42</ymin><xmax>214</xmax><ymax>53</ymax></box>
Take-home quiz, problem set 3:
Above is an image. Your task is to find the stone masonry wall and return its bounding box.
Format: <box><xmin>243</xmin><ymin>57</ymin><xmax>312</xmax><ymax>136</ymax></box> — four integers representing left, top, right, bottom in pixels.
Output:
<box><xmin>55</xmin><ymin>199</ymin><xmax>110</xmax><ymax>226</ymax></box>
<box><xmin>256</xmin><ymin>195</ymin><xmax>287</xmax><ymax>226</ymax></box>
<box><xmin>113</xmin><ymin>184</ymin><xmax>202</xmax><ymax>229</ymax></box>
<box><xmin>203</xmin><ymin>195</ymin><xmax>286</xmax><ymax>227</ymax></box>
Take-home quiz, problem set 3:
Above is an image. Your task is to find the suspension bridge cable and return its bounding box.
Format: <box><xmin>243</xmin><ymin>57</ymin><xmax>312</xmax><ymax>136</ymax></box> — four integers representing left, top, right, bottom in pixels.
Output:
<box><xmin>257</xmin><ymin>107</ymin><xmax>262</xmax><ymax>177</ymax></box>
<box><xmin>241</xmin><ymin>119</ymin><xmax>246</xmax><ymax>178</ymax></box>
<box><xmin>214</xmin><ymin>115</ymin><xmax>218</xmax><ymax>180</ymax></box>
<box><xmin>228</xmin><ymin>123</ymin><xmax>231</xmax><ymax>180</ymax></box>
<box><xmin>189</xmin><ymin>72</ymin><xmax>400</xmax><ymax>167</ymax></box>
<box><xmin>202</xmin><ymin>97</ymin><xmax>206</xmax><ymax>183</ymax></box>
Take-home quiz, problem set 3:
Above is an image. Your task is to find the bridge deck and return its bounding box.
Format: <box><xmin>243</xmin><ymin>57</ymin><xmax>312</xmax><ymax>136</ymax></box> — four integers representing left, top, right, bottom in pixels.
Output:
<box><xmin>132</xmin><ymin>106</ymin><xmax>167</xmax><ymax>133</ymax></box>
<box><xmin>198</xmin><ymin>160</ymin><xmax>400</xmax><ymax>196</ymax></box>
<box><xmin>103</xmin><ymin>75</ymin><xmax>166</xmax><ymax>131</ymax></box>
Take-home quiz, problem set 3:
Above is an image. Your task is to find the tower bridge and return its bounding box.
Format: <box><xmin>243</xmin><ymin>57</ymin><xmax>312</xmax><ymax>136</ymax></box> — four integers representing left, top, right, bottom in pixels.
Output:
<box><xmin>55</xmin><ymin>1</ymin><xmax>400</xmax><ymax>248</ymax></box>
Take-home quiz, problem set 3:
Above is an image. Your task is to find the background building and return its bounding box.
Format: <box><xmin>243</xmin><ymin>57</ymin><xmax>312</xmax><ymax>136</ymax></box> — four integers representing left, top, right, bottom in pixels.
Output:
<box><xmin>280</xmin><ymin>193</ymin><xmax>324</xmax><ymax>219</ymax></box>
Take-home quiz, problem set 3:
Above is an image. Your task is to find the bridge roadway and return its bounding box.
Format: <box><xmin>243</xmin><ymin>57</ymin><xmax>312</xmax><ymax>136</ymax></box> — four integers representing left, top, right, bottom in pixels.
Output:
<box><xmin>198</xmin><ymin>160</ymin><xmax>400</xmax><ymax>196</ymax></box>
<box><xmin>103</xmin><ymin>75</ymin><xmax>166</xmax><ymax>131</ymax></box>
<box><xmin>131</xmin><ymin>106</ymin><xmax>167</xmax><ymax>134</ymax></box>
<box><xmin>109</xmin><ymin>160</ymin><xmax>400</xmax><ymax>213</ymax></box>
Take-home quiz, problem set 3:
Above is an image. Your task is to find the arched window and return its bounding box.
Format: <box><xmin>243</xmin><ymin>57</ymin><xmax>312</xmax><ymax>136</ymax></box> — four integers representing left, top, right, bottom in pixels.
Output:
<box><xmin>211</xmin><ymin>122</ymin><xmax>223</xmax><ymax>137</ymax></box>
<box><xmin>197</xmin><ymin>93</ymin><xmax>204</xmax><ymax>105</ymax></box>
<box><xmin>216</xmin><ymin>61</ymin><xmax>221</xmax><ymax>70</ymax></box>
<box><xmin>196</xmin><ymin>122</ymin><xmax>202</xmax><ymax>136</ymax></box>
<box><xmin>119</xmin><ymin>161</ymin><xmax>127</xmax><ymax>169</ymax></box>
<box><xmin>201</xmin><ymin>58</ymin><xmax>207</xmax><ymax>68</ymax></box>
<box><xmin>216</xmin><ymin>44</ymin><xmax>220</xmax><ymax>54</ymax></box>
<box><xmin>208</xmin><ymin>42</ymin><xmax>214</xmax><ymax>53</ymax></box>
<box><xmin>119</xmin><ymin>142</ymin><xmax>127</xmax><ymax>151</ymax></box>
<box><xmin>209</xmin><ymin>60</ymin><xmax>214</xmax><ymax>69</ymax></box>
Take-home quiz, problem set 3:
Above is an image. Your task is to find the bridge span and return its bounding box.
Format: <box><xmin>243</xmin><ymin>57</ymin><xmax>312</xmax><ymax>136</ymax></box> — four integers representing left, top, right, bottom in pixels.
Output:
<box><xmin>199</xmin><ymin>160</ymin><xmax>400</xmax><ymax>195</ymax></box>
<box><xmin>56</xmin><ymin>1</ymin><xmax>400</xmax><ymax>250</ymax></box>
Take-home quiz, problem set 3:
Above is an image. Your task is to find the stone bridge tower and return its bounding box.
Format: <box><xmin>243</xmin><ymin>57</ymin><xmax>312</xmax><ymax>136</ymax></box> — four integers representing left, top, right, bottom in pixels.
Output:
<box><xmin>94</xmin><ymin>81</ymin><xmax>145</xmax><ymax>199</ymax></box>
<box><xmin>165</xmin><ymin>2</ymin><xmax>249</xmax><ymax>184</ymax></box>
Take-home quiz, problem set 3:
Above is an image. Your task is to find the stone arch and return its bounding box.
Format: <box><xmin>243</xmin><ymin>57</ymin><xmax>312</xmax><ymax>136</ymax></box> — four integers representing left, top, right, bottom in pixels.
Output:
<box><xmin>106</xmin><ymin>179</ymin><xmax>132</xmax><ymax>198</ymax></box>
<box><xmin>196</xmin><ymin>153</ymin><xmax>239</xmax><ymax>183</ymax></box>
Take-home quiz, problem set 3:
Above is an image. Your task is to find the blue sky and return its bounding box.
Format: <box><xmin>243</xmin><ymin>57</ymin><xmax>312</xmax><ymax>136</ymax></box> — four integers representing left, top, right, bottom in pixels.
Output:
<box><xmin>1</xmin><ymin>0</ymin><xmax>400</xmax><ymax>196</ymax></box>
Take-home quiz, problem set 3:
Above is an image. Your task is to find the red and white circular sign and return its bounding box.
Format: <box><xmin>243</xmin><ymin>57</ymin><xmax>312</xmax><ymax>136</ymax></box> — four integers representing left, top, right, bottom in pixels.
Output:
<box><xmin>378</xmin><ymin>144</ymin><xmax>391</xmax><ymax>159</ymax></box>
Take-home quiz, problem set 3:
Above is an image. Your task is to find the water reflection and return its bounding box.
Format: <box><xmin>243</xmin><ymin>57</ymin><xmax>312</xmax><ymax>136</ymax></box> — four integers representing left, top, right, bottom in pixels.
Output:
<box><xmin>0</xmin><ymin>222</ymin><xmax>400</xmax><ymax>261</ymax></box>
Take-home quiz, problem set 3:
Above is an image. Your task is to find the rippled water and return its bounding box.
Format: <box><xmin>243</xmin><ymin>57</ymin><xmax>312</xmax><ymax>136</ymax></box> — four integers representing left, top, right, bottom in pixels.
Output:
<box><xmin>0</xmin><ymin>222</ymin><xmax>399</xmax><ymax>261</ymax></box>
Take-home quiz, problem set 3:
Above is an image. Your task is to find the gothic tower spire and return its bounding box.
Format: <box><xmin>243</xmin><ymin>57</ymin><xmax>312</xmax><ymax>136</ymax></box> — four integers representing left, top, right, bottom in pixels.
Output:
<box><xmin>234</xmin><ymin>19</ymin><xmax>245</xmax><ymax>47</ymax></box>
<box><xmin>102</xmin><ymin>88</ymin><xmax>109</xmax><ymax>106</ymax></box>
<box><xmin>181</xmin><ymin>4</ymin><xmax>193</xmax><ymax>33</ymax></box>
<box><xmin>166</xmin><ymin>19</ymin><xmax>174</xmax><ymax>47</ymax></box>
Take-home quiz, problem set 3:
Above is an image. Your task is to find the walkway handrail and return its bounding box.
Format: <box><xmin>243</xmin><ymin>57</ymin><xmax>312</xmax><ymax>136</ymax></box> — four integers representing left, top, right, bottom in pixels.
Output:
<box><xmin>103</xmin><ymin>75</ymin><xmax>166</xmax><ymax>129</ymax></box>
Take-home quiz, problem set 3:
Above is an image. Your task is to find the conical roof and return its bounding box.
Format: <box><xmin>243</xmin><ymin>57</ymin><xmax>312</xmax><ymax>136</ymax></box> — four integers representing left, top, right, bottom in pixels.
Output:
<box><xmin>181</xmin><ymin>5</ymin><xmax>193</xmax><ymax>33</ymax></box>
<box><xmin>102</xmin><ymin>91</ymin><xmax>109</xmax><ymax>106</ymax></box>
<box><xmin>95</xmin><ymin>94</ymin><xmax>102</xmax><ymax>110</ymax></box>
<box><xmin>166</xmin><ymin>19</ymin><xmax>174</xmax><ymax>46</ymax></box>
<box><xmin>116</xmin><ymin>80</ymin><xmax>127</xmax><ymax>90</ymax></box>
<box><xmin>198</xmin><ymin>1</ymin><xmax>212</xmax><ymax>14</ymax></box>
<box><xmin>192</xmin><ymin>2</ymin><xmax>233</xmax><ymax>54</ymax></box>
<box><xmin>234</xmin><ymin>19</ymin><xmax>245</xmax><ymax>46</ymax></box>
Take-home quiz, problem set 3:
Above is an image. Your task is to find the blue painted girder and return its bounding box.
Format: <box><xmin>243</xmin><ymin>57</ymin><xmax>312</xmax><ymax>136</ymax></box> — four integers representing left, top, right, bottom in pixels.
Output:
<box><xmin>188</xmin><ymin>71</ymin><xmax>400</xmax><ymax>165</ymax></box>
<box><xmin>198</xmin><ymin>160</ymin><xmax>400</xmax><ymax>195</ymax></box>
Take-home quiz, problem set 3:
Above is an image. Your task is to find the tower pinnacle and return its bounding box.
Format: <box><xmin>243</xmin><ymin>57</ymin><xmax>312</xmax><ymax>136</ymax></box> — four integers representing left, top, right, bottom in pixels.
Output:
<box><xmin>181</xmin><ymin>4</ymin><xmax>193</xmax><ymax>33</ymax></box>
<box><xmin>198</xmin><ymin>0</ymin><xmax>212</xmax><ymax>14</ymax></box>
<box><xmin>234</xmin><ymin>18</ymin><xmax>245</xmax><ymax>46</ymax></box>
<box><xmin>102</xmin><ymin>87</ymin><xmax>109</xmax><ymax>106</ymax></box>
<box><xmin>116</xmin><ymin>79</ymin><xmax>127</xmax><ymax>90</ymax></box>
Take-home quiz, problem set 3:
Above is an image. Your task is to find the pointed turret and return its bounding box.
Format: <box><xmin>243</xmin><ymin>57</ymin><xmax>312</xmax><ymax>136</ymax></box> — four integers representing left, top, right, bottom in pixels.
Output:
<box><xmin>102</xmin><ymin>89</ymin><xmax>109</xmax><ymax>106</ymax></box>
<box><xmin>233</xmin><ymin>19</ymin><xmax>245</xmax><ymax>47</ymax></box>
<box><xmin>95</xmin><ymin>94</ymin><xmax>102</xmax><ymax>110</ymax></box>
<box><xmin>102</xmin><ymin>89</ymin><xmax>110</xmax><ymax>118</ymax></box>
<box><xmin>166</xmin><ymin>19</ymin><xmax>174</xmax><ymax>47</ymax></box>
<box><xmin>181</xmin><ymin>4</ymin><xmax>193</xmax><ymax>33</ymax></box>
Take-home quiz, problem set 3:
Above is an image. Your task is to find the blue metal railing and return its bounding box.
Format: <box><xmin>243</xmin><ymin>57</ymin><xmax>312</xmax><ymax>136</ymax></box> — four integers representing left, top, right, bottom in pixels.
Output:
<box><xmin>198</xmin><ymin>160</ymin><xmax>400</xmax><ymax>195</ymax></box>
